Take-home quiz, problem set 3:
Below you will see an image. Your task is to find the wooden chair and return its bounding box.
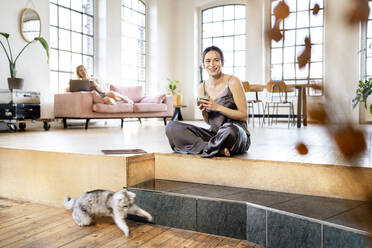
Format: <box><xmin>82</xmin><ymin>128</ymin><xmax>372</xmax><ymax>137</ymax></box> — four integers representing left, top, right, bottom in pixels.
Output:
<box><xmin>262</xmin><ymin>81</ymin><xmax>295</xmax><ymax>127</ymax></box>
<box><xmin>242</xmin><ymin>81</ymin><xmax>264</xmax><ymax>128</ymax></box>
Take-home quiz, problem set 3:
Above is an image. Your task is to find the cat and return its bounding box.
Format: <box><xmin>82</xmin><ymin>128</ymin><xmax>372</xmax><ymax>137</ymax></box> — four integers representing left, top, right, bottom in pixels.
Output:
<box><xmin>64</xmin><ymin>189</ymin><xmax>152</xmax><ymax>237</ymax></box>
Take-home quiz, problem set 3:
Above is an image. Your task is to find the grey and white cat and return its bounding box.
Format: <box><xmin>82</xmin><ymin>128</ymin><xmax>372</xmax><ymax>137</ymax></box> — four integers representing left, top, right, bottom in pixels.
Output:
<box><xmin>64</xmin><ymin>189</ymin><xmax>152</xmax><ymax>237</ymax></box>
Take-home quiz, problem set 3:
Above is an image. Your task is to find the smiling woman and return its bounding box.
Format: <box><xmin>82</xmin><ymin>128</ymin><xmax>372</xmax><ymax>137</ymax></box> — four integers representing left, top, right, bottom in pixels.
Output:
<box><xmin>165</xmin><ymin>46</ymin><xmax>250</xmax><ymax>158</ymax></box>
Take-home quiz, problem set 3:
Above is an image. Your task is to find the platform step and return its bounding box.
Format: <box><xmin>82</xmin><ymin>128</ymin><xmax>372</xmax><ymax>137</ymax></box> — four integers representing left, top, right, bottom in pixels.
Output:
<box><xmin>129</xmin><ymin>179</ymin><xmax>372</xmax><ymax>248</ymax></box>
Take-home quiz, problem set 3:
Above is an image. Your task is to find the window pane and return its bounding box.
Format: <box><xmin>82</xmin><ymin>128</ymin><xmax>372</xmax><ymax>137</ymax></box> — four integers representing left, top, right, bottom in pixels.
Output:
<box><xmin>272</xmin><ymin>39</ymin><xmax>283</xmax><ymax>48</ymax></box>
<box><xmin>234</xmin><ymin>35</ymin><xmax>245</xmax><ymax>50</ymax></box>
<box><xmin>235</xmin><ymin>67</ymin><xmax>245</xmax><ymax>81</ymax></box>
<box><xmin>235</xmin><ymin>5</ymin><xmax>245</xmax><ymax>19</ymax></box>
<box><xmin>311</xmin><ymin>44</ymin><xmax>322</xmax><ymax>62</ymax></box>
<box><xmin>284</xmin><ymin>63</ymin><xmax>295</xmax><ymax>79</ymax></box>
<box><xmin>72</xmin><ymin>53</ymin><xmax>82</xmax><ymax>69</ymax></box>
<box><xmin>234</xmin><ymin>51</ymin><xmax>245</xmax><ymax>66</ymax></box>
<box><xmin>286</xmin><ymin>0</ymin><xmax>296</xmax><ymax>12</ymax></box>
<box><xmin>59</xmin><ymin>7</ymin><xmax>70</xmax><ymax>30</ymax></box>
<box><xmin>213</xmin><ymin>7</ymin><xmax>223</xmax><ymax>21</ymax></box>
<box><xmin>212</xmin><ymin>22</ymin><xmax>223</xmax><ymax>37</ymax></box>
<box><xmin>271</xmin><ymin>64</ymin><xmax>282</xmax><ymax>80</ymax></box>
<box><xmin>59</xmin><ymin>29</ymin><xmax>71</xmax><ymax>50</ymax></box>
<box><xmin>202</xmin><ymin>38</ymin><xmax>212</xmax><ymax>51</ymax></box>
<box><xmin>50</xmin><ymin>4</ymin><xmax>57</xmax><ymax>26</ymax></box>
<box><xmin>297</xmin><ymin>11</ymin><xmax>309</xmax><ymax>28</ymax></box>
<box><xmin>83</xmin><ymin>55</ymin><xmax>93</xmax><ymax>75</ymax></box>
<box><xmin>71</xmin><ymin>12</ymin><xmax>82</xmax><ymax>32</ymax></box>
<box><xmin>58</xmin><ymin>0</ymin><xmax>70</xmax><ymax>8</ymax></box>
<box><xmin>139</xmin><ymin>1</ymin><xmax>145</xmax><ymax>13</ymax></box>
<box><xmin>271</xmin><ymin>48</ymin><xmax>282</xmax><ymax>64</ymax></box>
<box><xmin>72</xmin><ymin>33</ymin><xmax>82</xmax><ymax>53</ymax></box>
<box><xmin>224</xmin><ymin>36</ymin><xmax>234</xmax><ymax>51</ymax></box>
<box><xmin>123</xmin><ymin>0</ymin><xmax>131</xmax><ymax>8</ymax></box>
<box><xmin>297</xmin><ymin>0</ymin><xmax>310</xmax><ymax>11</ymax></box>
<box><xmin>83</xmin><ymin>15</ymin><xmax>94</xmax><ymax>35</ymax></box>
<box><xmin>367</xmin><ymin>58</ymin><xmax>372</xmax><ymax>76</ymax></box>
<box><xmin>284</xmin><ymin>13</ymin><xmax>296</xmax><ymax>29</ymax></box>
<box><xmin>296</xmin><ymin>63</ymin><xmax>309</xmax><ymax>79</ymax></box>
<box><xmin>310</xmin><ymin>27</ymin><xmax>323</xmax><ymax>43</ymax></box>
<box><xmin>224</xmin><ymin>20</ymin><xmax>234</xmax><ymax>36</ymax></box>
<box><xmin>50</xmin><ymin>71</ymin><xmax>58</xmax><ymax>92</ymax></box>
<box><xmin>296</xmin><ymin>29</ymin><xmax>309</xmax><ymax>45</ymax></box>
<box><xmin>58</xmin><ymin>72</ymin><xmax>72</xmax><ymax>92</ymax></box>
<box><xmin>59</xmin><ymin>51</ymin><xmax>71</xmax><ymax>72</ymax></box>
<box><xmin>367</xmin><ymin>39</ymin><xmax>372</xmax><ymax>56</ymax></box>
<box><xmin>310</xmin><ymin>62</ymin><xmax>322</xmax><ymax>78</ymax></box>
<box><xmin>82</xmin><ymin>0</ymin><xmax>94</xmax><ymax>15</ymax></box>
<box><xmin>310</xmin><ymin>9</ymin><xmax>323</xmax><ymax>26</ymax></box>
<box><xmin>132</xmin><ymin>0</ymin><xmax>139</xmax><ymax>11</ymax></box>
<box><xmin>203</xmin><ymin>23</ymin><xmax>212</xmax><ymax>38</ymax></box>
<box><xmin>368</xmin><ymin>21</ymin><xmax>372</xmax><ymax>38</ymax></box>
<box><xmin>224</xmin><ymin>51</ymin><xmax>233</xmax><ymax>67</ymax></box>
<box><xmin>203</xmin><ymin>9</ymin><xmax>212</xmax><ymax>23</ymax></box>
<box><xmin>283</xmin><ymin>47</ymin><xmax>295</xmax><ymax>63</ymax></box>
<box><xmin>71</xmin><ymin>0</ymin><xmax>82</xmax><ymax>12</ymax></box>
<box><xmin>224</xmin><ymin>5</ymin><xmax>234</xmax><ymax>20</ymax></box>
<box><xmin>310</xmin><ymin>0</ymin><xmax>323</xmax><ymax>9</ymax></box>
<box><xmin>83</xmin><ymin>35</ymin><xmax>94</xmax><ymax>55</ymax></box>
<box><xmin>213</xmin><ymin>37</ymin><xmax>224</xmax><ymax>50</ymax></box>
<box><xmin>235</xmin><ymin>19</ymin><xmax>245</xmax><ymax>35</ymax></box>
<box><xmin>284</xmin><ymin>30</ymin><xmax>295</xmax><ymax>46</ymax></box>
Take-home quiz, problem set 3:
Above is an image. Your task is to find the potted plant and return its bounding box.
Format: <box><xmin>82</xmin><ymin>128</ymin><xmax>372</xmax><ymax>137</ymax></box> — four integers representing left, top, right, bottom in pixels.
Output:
<box><xmin>352</xmin><ymin>77</ymin><xmax>372</xmax><ymax>113</ymax></box>
<box><xmin>0</xmin><ymin>32</ymin><xmax>49</xmax><ymax>90</ymax></box>
<box><xmin>167</xmin><ymin>78</ymin><xmax>182</xmax><ymax>106</ymax></box>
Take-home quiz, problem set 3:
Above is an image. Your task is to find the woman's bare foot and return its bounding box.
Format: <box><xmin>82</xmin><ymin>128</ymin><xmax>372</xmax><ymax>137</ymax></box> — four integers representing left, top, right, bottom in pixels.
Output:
<box><xmin>220</xmin><ymin>147</ymin><xmax>231</xmax><ymax>157</ymax></box>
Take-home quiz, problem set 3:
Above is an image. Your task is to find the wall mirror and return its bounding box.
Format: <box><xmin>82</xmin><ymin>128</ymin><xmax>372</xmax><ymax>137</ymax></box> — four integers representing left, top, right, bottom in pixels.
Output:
<box><xmin>20</xmin><ymin>8</ymin><xmax>41</xmax><ymax>43</ymax></box>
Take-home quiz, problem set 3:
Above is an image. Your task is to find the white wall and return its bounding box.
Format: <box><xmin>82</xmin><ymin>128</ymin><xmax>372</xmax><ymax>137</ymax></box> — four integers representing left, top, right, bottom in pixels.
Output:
<box><xmin>0</xmin><ymin>0</ymin><xmax>51</xmax><ymax>118</ymax></box>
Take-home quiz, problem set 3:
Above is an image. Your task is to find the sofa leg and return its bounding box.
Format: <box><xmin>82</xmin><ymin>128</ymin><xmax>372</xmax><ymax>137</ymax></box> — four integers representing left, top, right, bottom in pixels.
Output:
<box><xmin>121</xmin><ymin>118</ymin><xmax>124</xmax><ymax>128</ymax></box>
<box><xmin>85</xmin><ymin>119</ymin><xmax>90</xmax><ymax>129</ymax></box>
<box><xmin>163</xmin><ymin>117</ymin><xmax>167</xmax><ymax>125</ymax></box>
<box><xmin>63</xmin><ymin>118</ymin><xmax>67</xmax><ymax>128</ymax></box>
<box><xmin>138</xmin><ymin>118</ymin><xmax>142</xmax><ymax>125</ymax></box>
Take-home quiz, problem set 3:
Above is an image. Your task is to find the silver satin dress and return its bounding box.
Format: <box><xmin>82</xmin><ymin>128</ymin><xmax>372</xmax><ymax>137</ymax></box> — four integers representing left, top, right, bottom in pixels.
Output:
<box><xmin>165</xmin><ymin>83</ymin><xmax>250</xmax><ymax>158</ymax></box>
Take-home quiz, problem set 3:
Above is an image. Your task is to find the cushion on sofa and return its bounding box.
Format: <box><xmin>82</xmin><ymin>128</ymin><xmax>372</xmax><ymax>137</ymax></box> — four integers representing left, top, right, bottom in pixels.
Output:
<box><xmin>139</xmin><ymin>94</ymin><xmax>166</xmax><ymax>104</ymax></box>
<box><xmin>133</xmin><ymin>103</ymin><xmax>168</xmax><ymax>112</ymax></box>
<box><xmin>110</xmin><ymin>85</ymin><xmax>143</xmax><ymax>102</ymax></box>
<box><xmin>93</xmin><ymin>103</ymin><xmax>134</xmax><ymax>113</ymax></box>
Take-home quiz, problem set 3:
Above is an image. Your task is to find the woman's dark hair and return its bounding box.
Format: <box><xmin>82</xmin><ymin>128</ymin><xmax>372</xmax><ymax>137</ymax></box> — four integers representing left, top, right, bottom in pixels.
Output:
<box><xmin>202</xmin><ymin>46</ymin><xmax>224</xmax><ymax>66</ymax></box>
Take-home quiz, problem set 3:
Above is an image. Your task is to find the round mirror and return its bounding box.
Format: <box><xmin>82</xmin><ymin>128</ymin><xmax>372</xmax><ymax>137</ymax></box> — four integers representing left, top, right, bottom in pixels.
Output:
<box><xmin>20</xmin><ymin>8</ymin><xmax>41</xmax><ymax>43</ymax></box>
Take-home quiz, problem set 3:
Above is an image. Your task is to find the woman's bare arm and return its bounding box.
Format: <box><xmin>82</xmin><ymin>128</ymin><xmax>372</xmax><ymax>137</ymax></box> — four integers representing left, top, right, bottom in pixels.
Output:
<box><xmin>198</xmin><ymin>83</ymin><xmax>209</xmax><ymax>124</ymax></box>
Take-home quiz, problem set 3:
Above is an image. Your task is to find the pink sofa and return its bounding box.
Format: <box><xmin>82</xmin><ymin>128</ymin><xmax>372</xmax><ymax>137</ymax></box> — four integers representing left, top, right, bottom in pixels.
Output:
<box><xmin>54</xmin><ymin>85</ymin><xmax>173</xmax><ymax>129</ymax></box>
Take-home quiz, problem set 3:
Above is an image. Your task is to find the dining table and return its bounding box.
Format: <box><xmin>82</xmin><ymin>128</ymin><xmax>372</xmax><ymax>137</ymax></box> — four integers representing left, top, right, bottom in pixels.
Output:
<box><xmin>248</xmin><ymin>83</ymin><xmax>313</xmax><ymax>128</ymax></box>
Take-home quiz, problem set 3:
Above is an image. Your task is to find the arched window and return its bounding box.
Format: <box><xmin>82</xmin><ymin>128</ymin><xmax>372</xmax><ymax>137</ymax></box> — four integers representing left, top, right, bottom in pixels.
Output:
<box><xmin>121</xmin><ymin>0</ymin><xmax>146</xmax><ymax>89</ymax></box>
<box><xmin>201</xmin><ymin>5</ymin><xmax>246</xmax><ymax>81</ymax></box>
<box><xmin>270</xmin><ymin>0</ymin><xmax>324</xmax><ymax>96</ymax></box>
<box><xmin>49</xmin><ymin>0</ymin><xmax>94</xmax><ymax>92</ymax></box>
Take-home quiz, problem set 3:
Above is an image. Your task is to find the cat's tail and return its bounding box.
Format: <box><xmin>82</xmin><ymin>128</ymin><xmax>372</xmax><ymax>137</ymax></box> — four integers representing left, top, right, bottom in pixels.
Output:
<box><xmin>64</xmin><ymin>196</ymin><xmax>76</xmax><ymax>210</ymax></box>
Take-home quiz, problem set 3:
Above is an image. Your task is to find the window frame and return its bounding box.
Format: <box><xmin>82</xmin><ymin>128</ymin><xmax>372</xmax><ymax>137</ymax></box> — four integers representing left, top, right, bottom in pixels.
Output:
<box><xmin>200</xmin><ymin>4</ymin><xmax>247</xmax><ymax>82</ymax></box>
<box><xmin>269</xmin><ymin>0</ymin><xmax>324</xmax><ymax>96</ymax></box>
<box><xmin>121</xmin><ymin>0</ymin><xmax>147</xmax><ymax>90</ymax></box>
<box><xmin>49</xmin><ymin>0</ymin><xmax>95</xmax><ymax>93</ymax></box>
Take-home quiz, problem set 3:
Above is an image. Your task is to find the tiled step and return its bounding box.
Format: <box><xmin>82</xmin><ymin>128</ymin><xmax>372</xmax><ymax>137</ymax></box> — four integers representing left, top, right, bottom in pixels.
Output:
<box><xmin>128</xmin><ymin>179</ymin><xmax>372</xmax><ymax>248</ymax></box>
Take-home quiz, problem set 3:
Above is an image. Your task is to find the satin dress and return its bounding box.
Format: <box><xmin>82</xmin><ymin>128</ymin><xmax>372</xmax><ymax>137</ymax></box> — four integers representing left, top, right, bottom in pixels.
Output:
<box><xmin>165</xmin><ymin>82</ymin><xmax>250</xmax><ymax>158</ymax></box>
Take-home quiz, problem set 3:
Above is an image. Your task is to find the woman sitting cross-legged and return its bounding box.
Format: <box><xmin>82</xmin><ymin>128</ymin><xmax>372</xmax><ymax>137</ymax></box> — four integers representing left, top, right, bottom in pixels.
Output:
<box><xmin>76</xmin><ymin>65</ymin><xmax>133</xmax><ymax>105</ymax></box>
<box><xmin>165</xmin><ymin>46</ymin><xmax>251</xmax><ymax>158</ymax></box>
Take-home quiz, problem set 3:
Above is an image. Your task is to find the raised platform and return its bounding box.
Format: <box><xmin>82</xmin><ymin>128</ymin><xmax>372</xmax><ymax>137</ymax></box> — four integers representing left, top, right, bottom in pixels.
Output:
<box><xmin>129</xmin><ymin>179</ymin><xmax>372</xmax><ymax>248</ymax></box>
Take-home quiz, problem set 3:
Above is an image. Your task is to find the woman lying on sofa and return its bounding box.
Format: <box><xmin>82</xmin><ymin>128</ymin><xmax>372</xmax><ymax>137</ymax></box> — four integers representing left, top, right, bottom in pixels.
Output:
<box><xmin>76</xmin><ymin>65</ymin><xmax>133</xmax><ymax>105</ymax></box>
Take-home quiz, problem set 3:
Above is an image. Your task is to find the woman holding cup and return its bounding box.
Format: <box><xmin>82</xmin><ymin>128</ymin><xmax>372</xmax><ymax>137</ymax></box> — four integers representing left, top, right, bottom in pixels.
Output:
<box><xmin>165</xmin><ymin>46</ymin><xmax>250</xmax><ymax>158</ymax></box>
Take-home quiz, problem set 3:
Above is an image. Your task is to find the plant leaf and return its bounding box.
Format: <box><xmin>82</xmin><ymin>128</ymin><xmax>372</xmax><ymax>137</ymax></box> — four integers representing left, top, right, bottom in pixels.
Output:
<box><xmin>35</xmin><ymin>37</ymin><xmax>50</xmax><ymax>64</ymax></box>
<box><xmin>0</xmin><ymin>32</ymin><xmax>9</xmax><ymax>39</ymax></box>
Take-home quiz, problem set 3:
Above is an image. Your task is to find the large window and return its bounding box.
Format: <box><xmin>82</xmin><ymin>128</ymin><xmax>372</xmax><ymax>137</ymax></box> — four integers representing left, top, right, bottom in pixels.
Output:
<box><xmin>270</xmin><ymin>0</ymin><xmax>324</xmax><ymax>96</ymax></box>
<box><xmin>362</xmin><ymin>1</ymin><xmax>372</xmax><ymax>78</ymax></box>
<box><xmin>201</xmin><ymin>5</ymin><xmax>246</xmax><ymax>81</ymax></box>
<box><xmin>121</xmin><ymin>0</ymin><xmax>146</xmax><ymax>88</ymax></box>
<box><xmin>49</xmin><ymin>0</ymin><xmax>94</xmax><ymax>93</ymax></box>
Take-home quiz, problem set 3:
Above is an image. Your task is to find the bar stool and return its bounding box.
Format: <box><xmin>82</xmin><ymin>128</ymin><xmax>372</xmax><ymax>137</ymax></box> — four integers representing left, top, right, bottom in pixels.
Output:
<box><xmin>242</xmin><ymin>81</ymin><xmax>264</xmax><ymax>128</ymax></box>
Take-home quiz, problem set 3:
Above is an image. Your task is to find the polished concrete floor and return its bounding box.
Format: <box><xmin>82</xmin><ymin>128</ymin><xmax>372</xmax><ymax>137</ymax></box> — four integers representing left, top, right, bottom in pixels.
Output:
<box><xmin>0</xmin><ymin>119</ymin><xmax>370</xmax><ymax>167</ymax></box>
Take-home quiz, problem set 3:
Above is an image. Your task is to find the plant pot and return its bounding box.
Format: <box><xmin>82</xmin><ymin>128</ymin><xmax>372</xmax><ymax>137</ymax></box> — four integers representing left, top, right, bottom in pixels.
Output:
<box><xmin>173</xmin><ymin>94</ymin><xmax>183</xmax><ymax>106</ymax></box>
<box><xmin>8</xmin><ymin>78</ymin><xmax>24</xmax><ymax>90</ymax></box>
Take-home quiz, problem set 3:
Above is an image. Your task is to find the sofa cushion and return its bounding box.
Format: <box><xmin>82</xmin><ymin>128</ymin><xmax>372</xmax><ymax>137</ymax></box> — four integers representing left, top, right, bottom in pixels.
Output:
<box><xmin>134</xmin><ymin>103</ymin><xmax>168</xmax><ymax>112</ymax></box>
<box><xmin>92</xmin><ymin>91</ymin><xmax>105</xmax><ymax>104</ymax></box>
<box><xmin>110</xmin><ymin>85</ymin><xmax>143</xmax><ymax>103</ymax></box>
<box><xmin>140</xmin><ymin>94</ymin><xmax>166</xmax><ymax>104</ymax></box>
<box><xmin>93</xmin><ymin>103</ymin><xmax>134</xmax><ymax>113</ymax></box>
